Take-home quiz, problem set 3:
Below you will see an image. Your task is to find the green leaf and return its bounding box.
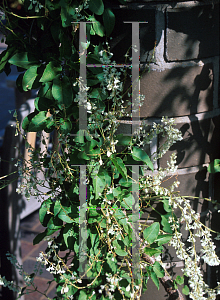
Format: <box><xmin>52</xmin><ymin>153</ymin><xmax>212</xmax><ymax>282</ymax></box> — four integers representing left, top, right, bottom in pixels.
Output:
<box><xmin>91</xmin><ymin>16</ymin><xmax>105</xmax><ymax>37</ymax></box>
<box><xmin>90</xmin><ymin>230</ymin><xmax>99</xmax><ymax>249</ymax></box>
<box><xmin>143</xmin><ymin>222</ymin><xmax>160</xmax><ymax>244</ymax></box>
<box><xmin>113</xmin><ymin>186</ymin><xmax>121</xmax><ymax>197</ymax></box>
<box><xmin>150</xmin><ymin>271</ymin><xmax>160</xmax><ymax>290</ymax></box>
<box><xmin>39</xmin><ymin>199</ymin><xmax>52</xmax><ymax>226</ymax></box>
<box><xmin>208</xmin><ymin>159</ymin><xmax>220</xmax><ymax>173</ymax></box>
<box><xmin>121</xmin><ymin>193</ymin><xmax>133</xmax><ymax>210</ymax></box>
<box><xmin>161</xmin><ymin>215</ymin><xmax>173</xmax><ymax>234</ymax></box>
<box><xmin>22</xmin><ymin>65</ymin><xmax>39</xmax><ymax>91</ymax></box>
<box><xmin>93</xmin><ymin>175</ymin><xmax>106</xmax><ymax>199</ymax></box>
<box><xmin>33</xmin><ymin>230</ymin><xmax>47</xmax><ymax>245</ymax></box>
<box><xmin>115</xmin><ymin>248</ymin><xmax>128</xmax><ymax>257</ymax></box>
<box><xmin>54</xmin><ymin>201</ymin><xmax>61</xmax><ymax>216</ymax></box>
<box><xmin>103</xmin><ymin>8</ymin><xmax>115</xmax><ymax>36</ymax></box>
<box><xmin>9</xmin><ymin>52</ymin><xmax>38</xmax><ymax>69</ymax></box>
<box><xmin>47</xmin><ymin>217</ymin><xmax>62</xmax><ymax>230</ymax></box>
<box><xmin>153</xmin><ymin>262</ymin><xmax>165</xmax><ymax>278</ymax></box>
<box><xmin>106</xmin><ymin>253</ymin><xmax>117</xmax><ymax>273</ymax></box>
<box><xmin>52</xmin><ymin>75</ymin><xmax>73</xmax><ymax>109</ymax></box>
<box><xmin>113</xmin><ymin>209</ymin><xmax>127</xmax><ymax>226</ymax></box>
<box><xmin>98</xmin><ymin>168</ymin><xmax>111</xmax><ymax>187</ymax></box>
<box><xmin>119</xmin><ymin>177</ymin><xmax>132</xmax><ymax>187</ymax></box>
<box><xmin>16</xmin><ymin>73</ymin><xmax>24</xmax><ymax>92</ymax></box>
<box><xmin>22</xmin><ymin>113</ymin><xmax>34</xmax><ymax>131</ymax></box>
<box><xmin>144</xmin><ymin>247</ymin><xmax>161</xmax><ymax>256</ymax></box>
<box><xmin>45</xmin><ymin>119</ymin><xmax>55</xmax><ymax>133</ymax></box>
<box><xmin>83</xmin><ymin>139</ymin><xmax>100</xmax><ymax>157</ymax></box>
<box><xmin>175</xmin><ymin>275</ymin><xmax>184</xmax><ymax>285</ymax></box>
<box><xmin>60</xmin><ymin>118</ymin><xmax>72</xmax><ymax>134</ymax></box>
<box><xmin>61</xmin><ymin>4</ymin><xmax>77</xmax><ymax>27</ymax></box>
<box><xmin>35</xmin><ymin>97</ymin><xmax>54</xmax><ymax>111</ymax></box>
<box><xmin>89</xmin><ymin>0</ymin><xmax>104</xmax><ymax>15</ymax></box>
<box><xmin>63</xmin><ymin>223</ymin><xmax>76</xmax><ymax>249</ymax></box>
<box><xmin>78</xmin><ymin>151</ymin><xmax>90</xmax><ymax>160</ymax></box>
<box><xmin>155</xmin><ymin>234</ymin><xmax>173</xmax><ymax>246</ymax></box>
<box><xmin>0</xmin><ymin>48</ymin><xmax>14</xmax><ymax>73</ymax></box>
<box><xmin>113</xmin><ymin>239</ymin><xmax>127</xmax><ymax>256</ymax></box>
<box><xmin>90</xmin><ymin>88</ymin><xmax>107</xmax><ymax>100</ymax></box>
<box><xmin>182</xmin><ymin>285</ymin><xmax>189</xmax><ymax>295</ymax></box>
<box><xmin>46</xmin><ymin>228</ymin><xmax>58</xmax><ymax>236</ymax></box>
<box><xmin>162</xmin><ymin>198</ymin><xmax>172</xmax><ymax>212</ymax></box>
<box><xmin>111</xmin><ymin>157</ymin><xmax>127</xmax><ymax>181</ymax></box>
<box><xmin>58</xmin><ymin>209</ymin><xmax>73</xmax><ymax>223</ymax></box>
<box><xmin>40</xmin><ymin>61</ymin><xmax>62</xmax><ymax>83</ymax></box>
<box><xmin>38</xmin><ymin>82</ymin><xmax>53</xmax><ymax>99</ymax></box>
<box><xmin>116</xmin><ymin>134</ymin><xmax>132</xmax><ymax>146</ymax></box>
<box><xmin>132</xmin><ymin>146</ymin><xmax>154</xmax><ymax>171</ymax></box>
<box><xmin>79</xmin><ymin>290</ymin><xmax>87</xmax><ymax>300</ymax></box>
<box><xmin>99</xmin><ymin>218</ymin><xmax>106</xmax><ymax>228</ymax></box>
<box><xmin>28</xmin><ymin>111</ymin><xmax>48</xmax><ymax>132</ymax></box>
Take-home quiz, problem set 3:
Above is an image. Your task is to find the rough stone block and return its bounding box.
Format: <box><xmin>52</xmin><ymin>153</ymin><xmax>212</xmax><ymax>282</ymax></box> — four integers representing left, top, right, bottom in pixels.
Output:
<box><xmin>165</xmin><ymin>4</ymin><xmax>219</xmax><ymax>61</ymax></box>
<box><xmin>159</xmin><ymin>116</ymin><xmax>220</xmax><ymax>169</ymax></box>
<box><xmin>140</xmin><ymin>63</ymin><xmax>213</xmax><ymax>118</ymax></box>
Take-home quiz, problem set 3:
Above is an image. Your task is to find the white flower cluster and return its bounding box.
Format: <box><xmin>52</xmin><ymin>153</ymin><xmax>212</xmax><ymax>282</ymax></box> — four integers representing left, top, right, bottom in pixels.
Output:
<box><xmin>74</xmin><ymin>77</ymin><xmax>90</xmax><ymax>107</ymax></box>
<box><xmin>36</xmin><ymin>240</ymin><xmax>67</xmax><ymax>276</ymax></box>
<box><xmin>135</xmin><ymin>116</ymin><xmax>220</xmax><ymax>300</ymax></box>
<box><xmin>140</xmin><ymin>152</ymin><xmax>179</xmax><ymax>197</ymax></box>
<box><xmin>103</xmin><ymin>273</ymin><xmax>139</xmax><ymax>299</ymax></box>
<box><xmin>168</xmin><ymin>196</ymin><xmax>220</xmax><ymax>300</ymax></box>
<box><xmin>142</xmin><ymin>116</ymin><xmax>183</xmax><ymax>158</ymax></box>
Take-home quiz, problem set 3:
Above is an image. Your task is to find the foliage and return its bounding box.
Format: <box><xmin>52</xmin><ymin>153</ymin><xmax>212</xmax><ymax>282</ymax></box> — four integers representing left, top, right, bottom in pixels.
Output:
<box><xmin>1</xmin><ymin>0</ymin><xmax>220</xmax><ymax>299</ymax></box>
<box><xmin>208</xmin><ymin>159</ymin><xmax>220</xmax><ymax>174</ymax></box>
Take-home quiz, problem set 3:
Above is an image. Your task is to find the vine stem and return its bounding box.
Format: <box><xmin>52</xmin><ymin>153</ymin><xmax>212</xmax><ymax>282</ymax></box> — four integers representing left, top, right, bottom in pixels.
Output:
<box><xmin>142</xmin><ymin>253</ymin><xmax>185</xmax><ymax>300</ymax></box>
<box><xmin>129</xmin><ymin>220</ymin><xmax>185</xmax><ymax>300</ymax></box>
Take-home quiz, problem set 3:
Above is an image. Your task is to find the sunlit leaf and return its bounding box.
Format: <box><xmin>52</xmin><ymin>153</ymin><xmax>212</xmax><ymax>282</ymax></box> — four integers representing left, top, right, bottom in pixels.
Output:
<box><xmin>143</xmin><ymin>222</ymin><xmax>160</xmax><ymax>244</ymax></box>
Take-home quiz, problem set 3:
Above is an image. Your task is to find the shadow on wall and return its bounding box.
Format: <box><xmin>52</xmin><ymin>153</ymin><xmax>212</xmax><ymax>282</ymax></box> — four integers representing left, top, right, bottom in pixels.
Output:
<box><xmin>109</xmin><ymin>1</ymin><xmax>220</xmax><ymax>296</ymax></box>
<box><xmin>140</xmin><ymin>3</ymin><xmax>220</xmax><ymax>293</ymax></box>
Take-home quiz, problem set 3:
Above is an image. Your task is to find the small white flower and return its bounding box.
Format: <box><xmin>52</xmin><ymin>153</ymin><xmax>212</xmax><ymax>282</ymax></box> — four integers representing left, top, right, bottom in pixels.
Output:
<box><xmin>87</xmin><ymin>102</ymin><xmax>92</xmax><ymax>112</ymax></box>
<box><xmin>61</xmin><ymin>284</ymin><xmax>69</xmax><ymax>294</ymax></box>
<box><xmin>126</xmin><ymin>285</ymin><xmax>130</xmax><ymax>292</ymax></box>
<box><xmin>107</xmin><ymin>150</ymin><xmax>112</xmax><ymax>157</ymax></box>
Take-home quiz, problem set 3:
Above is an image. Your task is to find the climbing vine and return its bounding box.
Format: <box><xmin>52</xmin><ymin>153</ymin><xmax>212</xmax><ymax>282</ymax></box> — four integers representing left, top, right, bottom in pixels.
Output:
<box><xmin>1</xmin><ymin>0</ymin><xmax>220</xmax><ymax>299</ymax></box>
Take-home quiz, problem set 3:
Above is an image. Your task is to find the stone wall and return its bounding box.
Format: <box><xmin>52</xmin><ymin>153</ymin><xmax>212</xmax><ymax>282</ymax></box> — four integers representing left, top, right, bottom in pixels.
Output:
<box><xmin>110</xmin><ymin>1</ymin><xmax>220</xmax><ymax>298</ymax></box>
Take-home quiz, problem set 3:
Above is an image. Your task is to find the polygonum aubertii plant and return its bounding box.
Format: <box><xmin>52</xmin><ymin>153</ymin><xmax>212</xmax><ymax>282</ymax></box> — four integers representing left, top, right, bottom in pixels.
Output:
<box><xmin>0</xmin><ymin>0</ymin><xmax>220</xmax><ymax>299</ymax></box>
